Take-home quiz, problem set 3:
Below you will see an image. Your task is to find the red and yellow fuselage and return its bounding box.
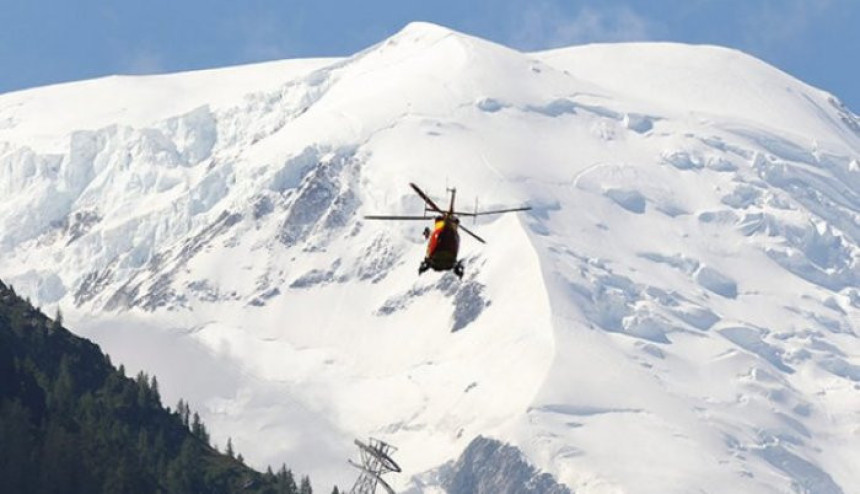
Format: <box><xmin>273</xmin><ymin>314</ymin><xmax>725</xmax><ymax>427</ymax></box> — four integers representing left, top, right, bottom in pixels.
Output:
<box><xmin>426</xmin><ymin>216</ymin><xmax>460</xmax><ymax>271</ymax></box>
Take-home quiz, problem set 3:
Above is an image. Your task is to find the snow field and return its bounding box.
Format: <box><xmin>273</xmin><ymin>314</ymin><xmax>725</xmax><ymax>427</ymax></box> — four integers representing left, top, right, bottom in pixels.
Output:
<box><xmin>1</xmin><ymin>21</ymin><xmax>858</xmax><ymax>494</ymax></box>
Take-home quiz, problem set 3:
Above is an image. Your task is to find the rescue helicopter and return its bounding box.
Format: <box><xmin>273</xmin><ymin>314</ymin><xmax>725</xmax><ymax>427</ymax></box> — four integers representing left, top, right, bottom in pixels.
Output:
<box><xmin>365</xmin><ymin>183</ymin><xmax>531</xmax><ymax>278</ymax></box>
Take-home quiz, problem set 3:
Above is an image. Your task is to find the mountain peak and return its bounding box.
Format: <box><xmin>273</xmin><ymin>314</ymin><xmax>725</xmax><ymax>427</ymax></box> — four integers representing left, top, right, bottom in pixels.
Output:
<box><xmin>1</xmin><ymin>23</ymin><xmax>858</xmax><ymax>494</ymax></box>
<box><xmin>376</xmin><ymin>21</ymin><xmax>513</xmax><ymax>62</ymax></box>
<box><xmin>396</xmin><ymin>20</ymin><xmax>457</xmax><ymax>38</ymax></box>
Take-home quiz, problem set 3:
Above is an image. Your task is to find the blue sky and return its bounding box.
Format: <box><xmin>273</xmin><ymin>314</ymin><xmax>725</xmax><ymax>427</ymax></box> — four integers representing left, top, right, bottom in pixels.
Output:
<box><xmin>2</xmin><ymin>0</ymin><xmax>858</xmax><ymax>111</ymax></box>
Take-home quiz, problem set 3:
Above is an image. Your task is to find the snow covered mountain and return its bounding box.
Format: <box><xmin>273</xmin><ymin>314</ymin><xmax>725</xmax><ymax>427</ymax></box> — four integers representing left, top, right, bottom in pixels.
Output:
<box><xmin>1</xmin><ymin>22</ymin><xmax>858</xmax><ymax>493</ymax></box>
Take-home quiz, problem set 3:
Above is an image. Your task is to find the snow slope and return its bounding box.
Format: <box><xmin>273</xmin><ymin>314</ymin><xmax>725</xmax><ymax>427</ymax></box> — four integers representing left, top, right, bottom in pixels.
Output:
<box><xmin>1</xmin><ymin>22</ymin><xmax>858</xmax><ymax>493</ymax></box>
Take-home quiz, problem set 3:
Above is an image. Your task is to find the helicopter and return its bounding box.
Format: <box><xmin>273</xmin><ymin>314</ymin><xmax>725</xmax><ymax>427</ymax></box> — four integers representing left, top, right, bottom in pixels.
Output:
<box><xmin>365</xmin><ymin>183</ymin><xmax>531</xmax><ymax>278</ymax></box>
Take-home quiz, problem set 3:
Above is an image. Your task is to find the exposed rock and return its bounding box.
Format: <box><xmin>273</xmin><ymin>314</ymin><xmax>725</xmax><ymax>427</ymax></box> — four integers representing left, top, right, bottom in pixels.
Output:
<box><xmin>442</xmin><ymin>436</ymin><xmax>572</xmax><ymax>494</ymax></box>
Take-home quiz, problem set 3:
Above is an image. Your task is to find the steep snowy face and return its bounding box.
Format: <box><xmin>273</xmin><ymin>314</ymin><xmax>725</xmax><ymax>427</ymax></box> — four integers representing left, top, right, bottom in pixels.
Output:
<box><xmin>1</xmin><ymin>21</ymin><xmax>858</xmax><ymax>494</ymax></box>
<box><xmin>0</xmin><ymin>21</ymin><xmax>563</xmax><ymax>487</ymax></box>
<box><xmin>519</xmin><ymin>44</ymin><xmax>860</xmax><ymax>494</ymax></box>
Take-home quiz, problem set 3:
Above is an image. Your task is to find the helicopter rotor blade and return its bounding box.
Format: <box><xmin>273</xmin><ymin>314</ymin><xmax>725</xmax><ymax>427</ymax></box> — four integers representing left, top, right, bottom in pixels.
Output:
<box><xmin>459</xmin><ymin>223</ymin><xmax>486</xmax><ymax>244</ymax></box>
<box><xmin>454</xmin><ymin>206</ymin><xmax>532</xmax><ymax>216</ymax></box>
<box><xmin>364</xmin><ymin>215</ymin><xmax>432</xmax><ymax>221</ymax></box>
<box><xmin>409</xmin><ymin>183</ymin><xmax>445</xmax><ymax>215</ymax></box>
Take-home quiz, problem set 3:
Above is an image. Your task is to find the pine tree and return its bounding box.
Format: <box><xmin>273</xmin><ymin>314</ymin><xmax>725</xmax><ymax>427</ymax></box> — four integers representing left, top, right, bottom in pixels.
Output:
<box><xmin>226</xmin><ymin>437</ymin><xmax>235</xmax><ymax>458</ymax></box>
<box><xmin>136</xmin><ymin>371</ymin><xmax>150</xmax><ymax>409</ymax></box>
<box><xmin>150</xmin><ymin>375</ymin><xmax>161</xmax><ymax>406</ymax></box>
<box><xmin>176</xmin><ymin>399</ymin><xmax>190</xmax><ymax>427</ymax></box>
<box><xmin>191</xmin><ymin>411</ymin><xmax>209</xmax><ymax>444</ymax></box>
<box><xmin>277</xmin><ymin>464</ymin><xmax>298</xmax><ymax>494</ymax></box>
<box><xmin>299</xmin><ymin>475</ymin><xmax>312</xmax><ymax>494</ymax></box>
<box><xmin>166</xmin><ymin>438</ymin><xmax>202</xmax><ymax>493</ymax></box>
<box><xmin>52</xmin><ymin>355</ymin><xmax>76</xmax><ymax>412</ymax></box>
<box><xmin>0</xmin><ymin>400</ymin><xmax>35</xmax><ymax>493</ymax></box>
<box><xmin>52</xmin><ymin>306</ymin><xmax>63</xmax><ymax>330</ymax></box>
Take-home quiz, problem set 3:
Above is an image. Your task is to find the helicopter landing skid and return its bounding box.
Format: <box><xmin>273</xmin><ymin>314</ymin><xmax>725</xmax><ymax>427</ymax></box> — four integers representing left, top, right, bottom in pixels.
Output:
<box><xmin>453</xmin><ymin>260</ymin><xmax>464</xmax><ymax>279</ymax></box>
<box><xmin>418</xmin><ymin>259</ymin><xmax>430</xmax><ymax>275</ymax></box>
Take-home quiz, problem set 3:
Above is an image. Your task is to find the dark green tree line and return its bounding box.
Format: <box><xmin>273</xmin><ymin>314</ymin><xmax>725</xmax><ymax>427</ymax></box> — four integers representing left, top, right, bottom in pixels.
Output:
<box><xmin>0</xmin><ymin>280</ymin><xmax>319</xmax><ymax>494</ymax></box>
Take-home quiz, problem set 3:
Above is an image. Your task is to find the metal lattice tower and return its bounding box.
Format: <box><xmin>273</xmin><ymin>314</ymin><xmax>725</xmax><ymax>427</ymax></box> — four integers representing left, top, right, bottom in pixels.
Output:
<box><xmin>348</xmin><ymin>438</ymin><xmax>401</xmax><ymax>494</ymax></box>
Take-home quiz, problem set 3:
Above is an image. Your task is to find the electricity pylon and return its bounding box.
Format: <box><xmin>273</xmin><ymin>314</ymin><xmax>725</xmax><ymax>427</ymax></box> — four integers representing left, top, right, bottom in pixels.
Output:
<box><xmin>348</xmin><ymin>438</ymin><xmax>401</xmax><ymax>494</ymax></box>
